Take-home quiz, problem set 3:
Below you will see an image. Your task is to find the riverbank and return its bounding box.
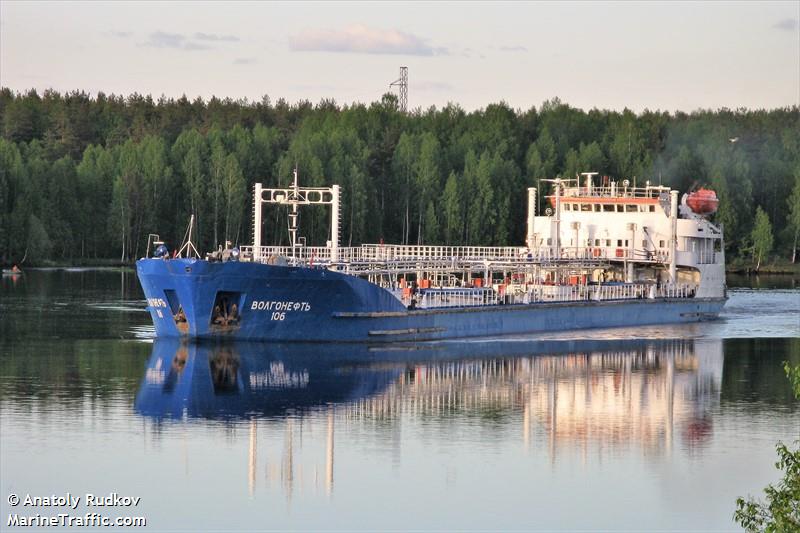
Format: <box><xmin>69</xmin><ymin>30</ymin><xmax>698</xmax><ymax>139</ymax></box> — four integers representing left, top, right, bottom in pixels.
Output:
<box><xmin>726</xmin><ymin>260</ymin><xmax>800</xmax><ymax>275</ymax></box>
<box><xmin>2</xmin><ymin>258</ymin><xmax>132</xmax><ymax>269</ymax></box>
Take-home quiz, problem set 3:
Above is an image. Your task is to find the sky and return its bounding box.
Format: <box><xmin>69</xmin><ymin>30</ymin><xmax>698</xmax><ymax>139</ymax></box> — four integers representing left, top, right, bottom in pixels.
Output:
<box><xmin>0</xmin><ymin>1</ymin><xmax>798</xmax><ymax>112</ymax></box>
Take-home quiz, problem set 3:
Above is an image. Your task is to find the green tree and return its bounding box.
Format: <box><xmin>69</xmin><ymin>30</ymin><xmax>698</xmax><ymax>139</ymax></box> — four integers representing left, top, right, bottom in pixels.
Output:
<box><xmin>138</xmin><ymin>136</ymin><xmax>172</xmax><ymax>249</ymax></box>
<box><xmin>525</xmin><ymin>128</ymin><xmax>557</xmax><ymax>180</ymax></box>
<box><xmin>578</xmin><ymin>141</ymin><xmax>605</xmax><ymax>173</ymax></box>
<box><xmin>222</xmin><ymin>154</ymin><xmax>246</xmax><ymax>244</ymax></box>
<box><xmin>442</xmin><ymin>171</ymin><xmax>463</xmax><ymax>245</ymax></box>
<box><xmin>466</xmin><ymin>151</ymin><xmax>496</xmax><ymax>245</ymax></box>
<box><xmin>608</xmin><ymin>112</ymin><xmax>646</xmax><ymax>179</ymax></box>
<box><xmin>0</xmin><ymin>139</ymin><xmax>25</xmax><ymax>262</ymax></box>
<box><xmin>786</xmin><ymin>175</ymin><xmax>800</xmax><ymax>264</ymax></box>
<box><xmin>76</xmin><ymin>144</ymin><xmax>116</xmax><ymax>258</ymax></box>
<box><xmin>25</xmin><ymin>214</ymin><xmax>53</xmax><ymax>262</ymax></box>
<box><xmin>208</xmin><ymin>134</ymin><xmax>227</xmax><ymax>247</ymax></box>
<box><xmin>562</xmin><ymin>148</ymin><xmax>580</xmax><ymax>179</ymax></box>
<box><xmin>392</xmin><ymin>132</ymin><xmax>418</xmax><ymax>244</ymax></box>
<box><xmin>414</xmin><ymin>132</ymin><xmax>441</xmax><ymax>244</ymax></box>
<box><xmin>734</xmin><ymin>362</ymin><xmax>800</xmax><ymax>532</ymax></box>
<box><xmin>110</xmin><ymin>141</ymin><xmax>143</xmax><ymax>260</ymax></box>
<box><xmin>750</xmin><ymin>206</ymin><xmax>774</xmax><ymax>271</ymax></box>
<box><xmin>171</xmin><ymin>129</ymin><xmax>208</xmax><ymax>251</ymax></box>
<box><xmin>47</xmin><ymin>156</ymin><xmax>79</xmax><ymax>259</ymax></box>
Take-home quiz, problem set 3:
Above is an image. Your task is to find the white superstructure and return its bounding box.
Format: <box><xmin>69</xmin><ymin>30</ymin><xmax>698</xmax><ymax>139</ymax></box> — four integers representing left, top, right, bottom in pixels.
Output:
<box><xmin>526</xmin><ymin>173</ymin><xmax>725</xmax><ymax>298</ymax></box>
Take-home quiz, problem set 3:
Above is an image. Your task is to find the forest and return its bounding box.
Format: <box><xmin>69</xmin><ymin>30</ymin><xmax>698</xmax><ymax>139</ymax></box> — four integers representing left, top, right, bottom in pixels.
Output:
<box><xmin>0</xmin><ymin>87</ymin><xmax>798</xmax><ymax>266</ymax></box>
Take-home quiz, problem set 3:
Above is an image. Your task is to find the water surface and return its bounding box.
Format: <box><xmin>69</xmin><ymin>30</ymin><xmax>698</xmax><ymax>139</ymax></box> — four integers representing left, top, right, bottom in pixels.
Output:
<box><xmin>1</xmin><ymin>269</ymin><xmax>798</xmax><ymax>531</ymax></box>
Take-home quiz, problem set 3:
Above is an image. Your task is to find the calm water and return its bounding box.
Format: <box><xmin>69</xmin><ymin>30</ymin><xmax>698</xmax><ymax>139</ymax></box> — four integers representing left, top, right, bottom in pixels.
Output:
<box><xmin>1</xmin><ymin>269</ymin><xmax>798</xmax><ymax>531</ymax></box>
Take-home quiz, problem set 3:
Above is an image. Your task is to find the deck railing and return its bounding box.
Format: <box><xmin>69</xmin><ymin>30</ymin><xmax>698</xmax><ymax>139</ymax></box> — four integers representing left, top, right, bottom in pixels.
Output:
<box><xmin>359</xmin><ymin>244</ymin><xmax>526</xmax><ymax>262</ymax></box>
<box><xmin>413</xmin><ymin>288</ymin><xmax>499</xmax><ymax>309</ymax></box>
<box><xmin>394</xmin><ymin>282</ymin><xmax>697</xmax><ymax>310</ymax></box>
<box><xmin>239</xmin><ymin>244</ymin><xmax>674</xmax><ymax>268</ymax></box>
<box><xmin>560</xmin><ymin>184</ymin><xmax>670</xmax><ymax>199</ymax></box>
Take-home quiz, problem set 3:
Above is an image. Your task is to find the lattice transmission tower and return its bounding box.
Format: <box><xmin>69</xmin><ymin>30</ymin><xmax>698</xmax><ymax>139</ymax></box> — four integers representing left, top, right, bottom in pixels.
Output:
<box><xmin>389</xmin><ymin>66</ymin><xmax>408</xmax><ymax>113</ymax></box>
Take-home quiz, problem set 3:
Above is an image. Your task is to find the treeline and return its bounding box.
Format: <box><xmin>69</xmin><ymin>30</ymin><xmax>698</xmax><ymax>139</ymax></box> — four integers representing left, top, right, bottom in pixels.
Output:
<box><xmin>0</xmin><ymin>88</ymin><xmax>798</xmax><ymax>265</ymax></box>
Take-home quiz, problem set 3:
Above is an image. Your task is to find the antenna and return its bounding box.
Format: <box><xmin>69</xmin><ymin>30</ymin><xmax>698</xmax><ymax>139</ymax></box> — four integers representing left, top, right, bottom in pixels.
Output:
<box><xmin>177</xmin><ymin>215</ymin><xmax>200</xmax><ymax>258</ymax></box>
<box><xmin>389</xmin><ymin>66</ymin><xmax>408</xmax><ymax>113</ymax></box>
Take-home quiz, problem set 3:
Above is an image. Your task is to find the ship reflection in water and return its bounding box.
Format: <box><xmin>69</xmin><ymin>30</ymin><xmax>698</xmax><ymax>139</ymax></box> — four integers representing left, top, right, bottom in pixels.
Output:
<box><xmin>135</xmin><ymin>337</ymin><xmax>723</xmax><ymax>498</ymax></box>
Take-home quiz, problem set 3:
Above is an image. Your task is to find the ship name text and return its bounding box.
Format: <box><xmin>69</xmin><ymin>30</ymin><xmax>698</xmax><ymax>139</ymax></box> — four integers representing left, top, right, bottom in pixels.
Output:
<box><xmin>251</xmin><ymin>300</ymin><xmax>311</xmax><ymax>321</ymax></box>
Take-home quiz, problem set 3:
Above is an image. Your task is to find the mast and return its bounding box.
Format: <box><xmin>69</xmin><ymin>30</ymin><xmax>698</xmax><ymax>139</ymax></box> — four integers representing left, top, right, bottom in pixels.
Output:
<box><xmin>331</xmin><ymin>185</ymin><xmax>340</xmax><ymax>263</ymax></box>
<box><xmin>252</xmin><ymin>183</ymin><xmax>263</xmax><ymax>262</ymax></box>
<box><xmin>253</xmin><ymin>170</ymin><xmax>341</xmax><ymax>265</ymax></box>
<box><xmin>289</xmin><ymin>167</ymin><xmax>300</xmax><ymax>257</ymax></box>
<box><xmin>526</xmin><ymin>187</ymin><xmax>537</xmax><ymax>249</ymax></box>
<box><xmin>669</xmin><ymin>190</ymin><xmax>678</xmax><ymax>282</ymax></box>
<box><xmin>554</xmin><ymin>179</ymin><xmax>561</xmax><ymax>258</ymax></box>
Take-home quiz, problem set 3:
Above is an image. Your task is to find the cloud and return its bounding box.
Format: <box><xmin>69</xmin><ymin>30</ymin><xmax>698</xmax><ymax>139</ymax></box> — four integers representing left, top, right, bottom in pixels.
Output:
<box><xmin>110</xmin><ymin>31</ymin><xmax>132</xmax><ymax>38</ymax></box>
<box><xmin>289</xmin><ymin>24</ymin><xmax>447</xmax><ymax>56</ymax></box>
<box><xmin>415</xmin><ymin>81</ymin><xmax>454</xmax><ymax>92</ymax></box>
<box><xmin>773</xmin><ymin>18</ymin><xmax>798</xmax><ymax>31</ymax></box>
<box><xmin>194</xmin><ymin>32</ymin><xmax>239</xmax><ymax>42</ymax></box>
<box><xmin>140</xmin><ymin>31</ymin><xmax>211</xmax><ymax>51</ymax></box>
<box><xmin>499</xmin><ymin>45</ymin><xmax>527</xmax><ymax>52</ymax></box>
<box><xmin>233</xmin><ymin>57</ymin><xmax>256</xmax><ymax>65</ymax></box>
<box><xmin>142</xmin><ymin>31</ymin><xmax>186</xmax><ymax>48</ymax></box>
<box><xmin>183</xmin><ymin>42</ymin><xmax>212</xmax><ymax>51</ymax></box>
<box><xmin>461</xmin><ymin>47</ymin><xmax>486</xmax><ymax>59</ymax></box>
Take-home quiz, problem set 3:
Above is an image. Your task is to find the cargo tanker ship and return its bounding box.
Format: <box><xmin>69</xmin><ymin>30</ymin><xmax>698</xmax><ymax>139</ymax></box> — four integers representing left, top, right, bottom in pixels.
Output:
<box><xmin>136</xmin><ymin>171</ymin><xmax>726</xmax><ymax>342</ymax></box>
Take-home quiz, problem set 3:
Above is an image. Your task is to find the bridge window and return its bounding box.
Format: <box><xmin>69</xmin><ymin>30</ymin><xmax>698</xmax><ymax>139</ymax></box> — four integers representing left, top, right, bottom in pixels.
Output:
<box><xmin>581</xmin><ymin>204</ymin><xmax>591</xmax><ymax>212</ymax></box>
<box><xmin>659</xmin><ymin>240</ymin><xmax>665</xmax><ymax>248</ymax></box>
<box><xmin>564</xmin><ymin>204</ymin><xmax>571</xmax><ymax>211</ymax></box>
<box><xmin>602</xmin><ymin>204</ymin><xmax>615</xmax><ymax>212</ymax></box>
<box><xmin>625</xmin><ymin>205</ymin><xmax>637</xmax><ymax>212</ymax></box>
<box><xmin>649</xmin><ymin>205</ymin><xmax>656</xmax><ymax>212</ymax></box>
<box><xmin>617</xmin><ymin>239</ymin><xmax>623</xmax><ymax>247</ymax></box>
<box><xmin>572</xmin><ymin>204</ymin><xmax>579</xmax><ymax>210</ymax></box>
<box><xmin>616</xmin><ymin>205</ymin><xmax>624</xmax><ymax>212</ymax></box>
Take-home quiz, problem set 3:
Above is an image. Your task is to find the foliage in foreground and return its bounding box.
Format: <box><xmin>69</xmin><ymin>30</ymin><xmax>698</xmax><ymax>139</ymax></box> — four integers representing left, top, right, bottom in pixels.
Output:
<box><xmin>734</xmin><ymin>362</ymin><xmax>800</xmax><ymax>532</ymax></box>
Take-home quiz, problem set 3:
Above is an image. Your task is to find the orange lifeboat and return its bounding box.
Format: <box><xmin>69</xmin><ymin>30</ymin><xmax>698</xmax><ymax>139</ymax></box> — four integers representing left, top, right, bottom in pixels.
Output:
<box><xmin>686</xmin><ymin>188</ymin><xmax>719</xmax><ymax>215</ymax></box>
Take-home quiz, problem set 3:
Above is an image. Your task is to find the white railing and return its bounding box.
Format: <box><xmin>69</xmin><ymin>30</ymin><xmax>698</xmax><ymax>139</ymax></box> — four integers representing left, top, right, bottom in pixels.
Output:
<box><xmin>394</xmin><ymin>282</ymin><xmax>698</xmax><ymax>310</ymax></box>
<box><xmin>239</xmin><ymin>244</ymin><xmax>674</xmax><ymax>268</ymax></box>
<box><xmin>561</xmin><ymin>185</ymin><xmax>669</xmax><ymax>199</ymax></box>
<box><xmin>412</xmin><ymin>288</ymin><xmax>499</xmax><ymax>309</ymax></box>
<box><xmin>359</xmin><ymin>244</ymin><xmax>526</xmax><ymax>262</ymax></box>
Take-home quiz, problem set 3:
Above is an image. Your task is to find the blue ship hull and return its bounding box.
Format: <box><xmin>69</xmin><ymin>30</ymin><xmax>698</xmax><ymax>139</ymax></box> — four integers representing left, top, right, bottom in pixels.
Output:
<box><xmin>136</xmin><ymin>258</ymin><xmax>726</xmax><ymax>342</ymax></box>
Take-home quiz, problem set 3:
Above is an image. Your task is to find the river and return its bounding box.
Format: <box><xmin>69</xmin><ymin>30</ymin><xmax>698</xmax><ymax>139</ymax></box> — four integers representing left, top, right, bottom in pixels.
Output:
<box><xmin>1</xmin><ymin>269</ymin><xmax>798</xmax><ymax>531</ymax></box>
